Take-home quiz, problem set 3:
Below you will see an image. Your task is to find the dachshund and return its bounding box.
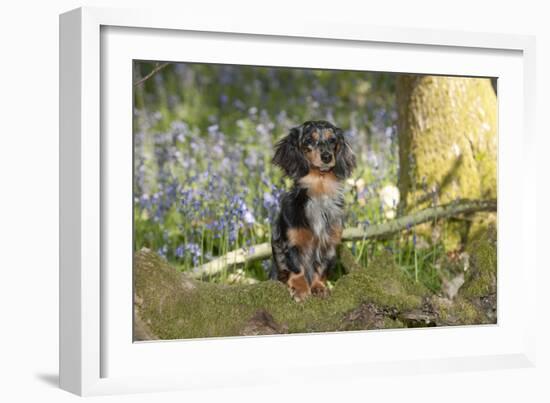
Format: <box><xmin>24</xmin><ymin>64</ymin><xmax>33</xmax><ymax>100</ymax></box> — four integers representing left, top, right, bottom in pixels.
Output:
<box><xmin>270</xmin><ymin>120</ymin><xmax>356</xmax><ymax>302</ymax></box>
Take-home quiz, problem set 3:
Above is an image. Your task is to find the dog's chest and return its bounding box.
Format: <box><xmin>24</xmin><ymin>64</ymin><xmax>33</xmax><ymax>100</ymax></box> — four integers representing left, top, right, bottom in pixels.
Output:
<box><xmin>304</xmin><ymin>194</ymin><xmax>343</xmax><ymax>243</ymax></box>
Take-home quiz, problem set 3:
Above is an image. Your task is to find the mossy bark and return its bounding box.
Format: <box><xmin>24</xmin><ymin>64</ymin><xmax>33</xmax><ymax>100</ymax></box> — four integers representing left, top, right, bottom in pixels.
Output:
<box><xmin>396</xmin><ymin>75</ymin><xmax>497</xmax><ymax>249</ymax></box>
<box><xmin>134</xmin><ymin>235</ymin><xmax>497</xmax><ymax>340</ymax></box>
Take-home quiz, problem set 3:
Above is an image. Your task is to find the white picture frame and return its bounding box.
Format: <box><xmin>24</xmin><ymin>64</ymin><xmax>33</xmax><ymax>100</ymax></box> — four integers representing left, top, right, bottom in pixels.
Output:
<box><xmin>59</xmin><ymin>6</ymin><xmax>537</xmax><ymax>396</ymax></box>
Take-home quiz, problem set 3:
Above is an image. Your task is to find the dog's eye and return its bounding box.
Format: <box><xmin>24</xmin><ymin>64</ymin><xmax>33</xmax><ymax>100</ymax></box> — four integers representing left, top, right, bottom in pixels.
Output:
<box><xmin>328</xmin><ymin>137</ymin><xmax>337</xmax><ymax>144</ymax></box>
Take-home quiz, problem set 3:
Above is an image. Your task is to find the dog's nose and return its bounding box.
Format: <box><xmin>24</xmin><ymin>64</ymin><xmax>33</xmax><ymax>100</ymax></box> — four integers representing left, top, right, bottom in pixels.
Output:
<box><xmin>321</xmin><ymin>152</ymin><xmax>332</xmax><ymax>163</ymax></box>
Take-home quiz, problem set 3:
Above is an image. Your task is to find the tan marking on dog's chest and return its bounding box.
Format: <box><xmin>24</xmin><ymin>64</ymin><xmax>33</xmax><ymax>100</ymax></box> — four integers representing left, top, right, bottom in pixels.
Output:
<box><xmin>298</xmin><ymin>171</ymin><xmax>341</xmax><ymax>197</ymax></box>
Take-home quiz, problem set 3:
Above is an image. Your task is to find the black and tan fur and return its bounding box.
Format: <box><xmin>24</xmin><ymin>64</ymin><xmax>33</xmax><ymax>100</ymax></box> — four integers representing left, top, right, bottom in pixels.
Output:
<box><xmin>271</xmin><ymin>121</ymin><xmax>356</xmax><ymax>301</ymax></box>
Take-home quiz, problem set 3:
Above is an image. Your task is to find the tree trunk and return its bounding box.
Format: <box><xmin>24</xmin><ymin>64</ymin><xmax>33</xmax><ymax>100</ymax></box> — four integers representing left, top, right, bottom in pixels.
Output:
<box><xmin>396</xmin><ymin>75</ymin><xmax>497</xmax><ymax>248</ymax></box>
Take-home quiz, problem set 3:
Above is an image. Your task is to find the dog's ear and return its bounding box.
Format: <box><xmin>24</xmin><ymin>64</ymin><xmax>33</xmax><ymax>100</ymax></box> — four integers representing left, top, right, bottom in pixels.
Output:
<box><xmin>272</xmin><ymin>126</ymin><xmax>309</xmax><ymax>179</ymax></box>
<box><xmin>333</xmin><ymin>127</ymin><xmax>356</xmax><ymax>179</ymax></box>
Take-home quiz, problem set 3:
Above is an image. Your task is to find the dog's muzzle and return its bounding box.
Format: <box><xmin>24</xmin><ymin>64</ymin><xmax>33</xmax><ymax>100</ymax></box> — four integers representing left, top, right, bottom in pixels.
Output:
<box><xmin>321</xmin><ymin>151</ymin><xmax>333</xmax><ymax>164</ymax></box>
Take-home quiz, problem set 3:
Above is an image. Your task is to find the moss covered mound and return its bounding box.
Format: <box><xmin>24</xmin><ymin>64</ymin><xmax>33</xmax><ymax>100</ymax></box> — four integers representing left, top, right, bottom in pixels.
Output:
<box><xmin>461</xmin><ymin>225</ymin><xmax>497</xmax><ymax>299</ymax></box>
<box><xmin>134</xmin><ymin>229</ymin><xmax>497</xmax><ymax>340</ymax></box>
<box><xmin>134</xmin><ymin>248</ymin><xmax>429</xmax><ymax>340</ymax></box>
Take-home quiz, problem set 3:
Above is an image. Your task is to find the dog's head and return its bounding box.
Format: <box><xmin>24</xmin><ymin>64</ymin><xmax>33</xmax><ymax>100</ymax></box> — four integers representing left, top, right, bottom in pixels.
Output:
<box><xmin>273</xmin><ymin>120</ymin><xmax>356</xmax><ymax>180</ymax></box>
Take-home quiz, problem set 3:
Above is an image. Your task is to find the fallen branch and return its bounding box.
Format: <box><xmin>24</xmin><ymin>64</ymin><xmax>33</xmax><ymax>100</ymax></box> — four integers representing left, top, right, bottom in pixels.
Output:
<box><xmin>342</xmin><ymin>198</ymin><xmax>496</xmax><ymax>242</ymax></box>
<box><xmin>190</xmin><ymin>242</ymin><xmax>272</xmax><ymax>278</ymax></box>
<box><xmin>190</xmin><ymin>199</ymin><xmax>496</xmax><ymax>278</ymax></box>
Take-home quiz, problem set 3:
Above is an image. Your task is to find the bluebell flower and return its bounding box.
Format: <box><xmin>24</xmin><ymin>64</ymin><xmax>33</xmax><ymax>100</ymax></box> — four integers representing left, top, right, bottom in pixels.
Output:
<box><xmin>157</xmin><ymin>244</ymin><xmax>168</xmax><ymax>258</ymax></box>
<box><xmin>261</xmin><ymin>260</ymin><xmax>271</xmax><ymax>273</ymax></box>
<box><xmin>175</xmin><ymin>245</ymin><xmax>185</xmax><ymax>258</ymax></box>
<box><xmin>263</xmin><ymin>192</ymin><xmax>276</xmax><ymax>209</ymax></box>
<box><xmin>229</xmin><ymin>229</ymin><xmax>237</xmax><ymax>244</ymax></box>
<box><xmin>243</xmin><ymin>211</ymin><xmax>255</xmax><ymax>226</ymax></box>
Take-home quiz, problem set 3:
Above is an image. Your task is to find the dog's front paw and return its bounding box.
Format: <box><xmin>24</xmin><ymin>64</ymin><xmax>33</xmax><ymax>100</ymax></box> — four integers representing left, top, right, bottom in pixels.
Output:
<box><xmin>287</xmin><ymin>271</ymin><xmax>311</xmax><ymax>302</ymax></box>
<box><xmin>311</xmin><ymin>272</ymin><xmax>329</xmax><ymax>298</ymax></box>
<box><xmin>311</xmin><ymin>282</ymin><xmax>329</xmax><ymax>298</ymax></box>
<box><xmin>290</xmin><ymin>286</ymin><xmax>311</xmax><ymax>302</ymax></box>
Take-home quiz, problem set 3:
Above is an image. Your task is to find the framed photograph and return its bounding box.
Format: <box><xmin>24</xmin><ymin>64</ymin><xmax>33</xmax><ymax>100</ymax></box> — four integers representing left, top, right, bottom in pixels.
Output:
<box><xmin>59</xmin><ymin>7</ymin><xmax>537</xmax><ymax>396</ymax></box>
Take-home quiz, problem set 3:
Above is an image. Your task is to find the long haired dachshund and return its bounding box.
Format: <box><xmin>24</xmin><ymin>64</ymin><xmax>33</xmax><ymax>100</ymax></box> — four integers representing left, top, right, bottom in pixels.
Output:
<box><xmin>271</xmin><ymin>120</ymin><xmax>356</xmax><ymax>301</ymax></box>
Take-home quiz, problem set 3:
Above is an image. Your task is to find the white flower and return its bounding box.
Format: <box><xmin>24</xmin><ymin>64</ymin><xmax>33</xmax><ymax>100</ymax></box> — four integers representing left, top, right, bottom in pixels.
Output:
<box><xmin>379</xmin><ymin>184</ymin><xmax>400</xmax><ymax>219</ymax></box>
<box><xmin>347</xmin><ymin>178</ymin><xmax>366</xmax><ymax>193</ymax></box>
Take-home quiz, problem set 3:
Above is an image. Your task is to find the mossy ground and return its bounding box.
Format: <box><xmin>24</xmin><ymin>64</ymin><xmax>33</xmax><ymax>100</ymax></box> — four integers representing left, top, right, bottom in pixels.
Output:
<box><xmin>134</xmin><ymin>225</ymin><xmax>497</xmax><ymax>340</ymax></box>
<box><xmin>135</xmin><ymin>249</ymin><xmax>428</xmax><ymax>339</ymax></box>
<box><xmin>461</xmin><ymin>225</ymin><xmax>497</xmax><ymax>301</ymax></box>
<box><xmin>430</xmin><ymin>225</ymin><xmax>497</xmax><ymax>325</ymax></box>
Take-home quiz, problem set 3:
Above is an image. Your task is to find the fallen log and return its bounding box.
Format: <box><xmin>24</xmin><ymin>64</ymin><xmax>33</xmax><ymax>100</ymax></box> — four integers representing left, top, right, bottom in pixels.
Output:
<box><xmin>190</xmin><ymin>199</ymin><xmax>496</xmax><ymax>279</ymax></box>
